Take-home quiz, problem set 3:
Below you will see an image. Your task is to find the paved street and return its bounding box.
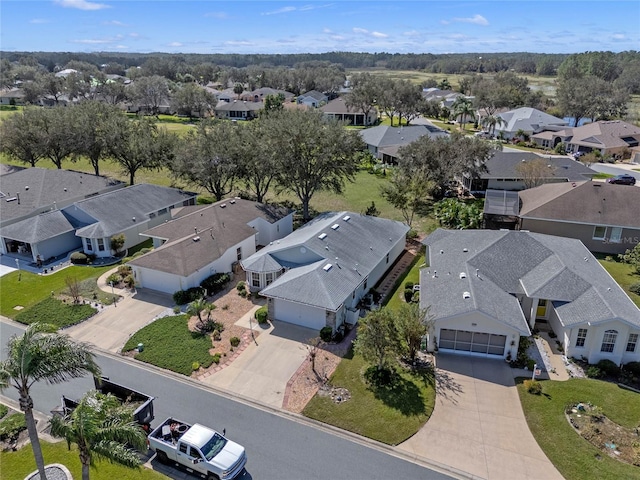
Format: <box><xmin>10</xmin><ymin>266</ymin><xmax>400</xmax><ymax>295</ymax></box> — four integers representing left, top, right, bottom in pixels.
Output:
<box><xmin>1</xmin><ymin>320</ymin><xmax>459</xmax><ymax>480</ymax></box>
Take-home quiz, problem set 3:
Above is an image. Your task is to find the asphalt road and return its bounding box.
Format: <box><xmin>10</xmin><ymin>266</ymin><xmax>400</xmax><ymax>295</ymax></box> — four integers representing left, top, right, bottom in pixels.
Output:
<box><xmin>1</xmin><ymin>321</ymin><xmax>456</xmax><ymax>480</ymax></box>
<box><xmin>590</xmin><ymin>163</ymin><xmax>640</xmax><ymax>182</ymax></box>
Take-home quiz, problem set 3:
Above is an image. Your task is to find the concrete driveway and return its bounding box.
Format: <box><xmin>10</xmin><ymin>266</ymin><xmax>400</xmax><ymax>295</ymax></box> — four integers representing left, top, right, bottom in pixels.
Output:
<box><xmin>200</xmin><ymin>319</ymin><xmax>315</xmax><ymax>409</ymax></box>
<box><xmin>64</xmin><ymin>289</ymin><xmax>174</xmax><ymax>352</ymax></box>
<box><xmin>398</xmin><ymin>354</ymin><xmax>563</xmax><ymax>480</ymax></box>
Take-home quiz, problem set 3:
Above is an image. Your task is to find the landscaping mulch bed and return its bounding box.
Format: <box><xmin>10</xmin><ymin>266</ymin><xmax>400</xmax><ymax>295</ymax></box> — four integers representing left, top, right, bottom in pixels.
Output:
<box><xmin>567</xmin><ymin>402</ymin><xmax>640</xmax><ymax>467</ymax></box>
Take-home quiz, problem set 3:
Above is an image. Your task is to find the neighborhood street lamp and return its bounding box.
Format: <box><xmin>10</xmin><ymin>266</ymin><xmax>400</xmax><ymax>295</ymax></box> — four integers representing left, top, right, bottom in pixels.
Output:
<box><xmin>110</xmin><ymin>281</ymin><xmax>117</xmax><ymax>307</ymax></box>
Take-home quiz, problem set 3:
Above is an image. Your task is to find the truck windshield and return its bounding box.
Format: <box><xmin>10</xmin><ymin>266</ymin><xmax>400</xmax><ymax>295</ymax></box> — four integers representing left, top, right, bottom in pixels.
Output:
<box><xmin>201</xmin><ymin>433</ymin><xmax>227</xmax><ymax>461</ymax></box>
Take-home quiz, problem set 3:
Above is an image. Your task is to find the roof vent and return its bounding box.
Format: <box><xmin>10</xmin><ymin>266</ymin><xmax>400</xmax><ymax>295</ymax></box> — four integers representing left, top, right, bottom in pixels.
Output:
<box><xmin>230</xmin><ymin>199</ymin><xmax>236</xmax><ymax>204</ymax></box>
<box><xmin>463</xmin><ymin>291</ymin><xmax>471</xmax><ymax>299</ymax></box>
<box><xmin>343</xmin><ymin>215</ymin><xmax>351</xmax><ymax>221</ymax></box>
<box><xmin>331</xmin><ymin>223</ymin><xmax>340</xmax><ymax>230</ymax></box>
<box><xmin>463</xmin><ymin>248</ymin><xmax>468</xmax><ymax>252</ymax></box>
<box><xmin>440</xmin><ymin>249</ymin><xmax>444</xmax><ymax>254</ymax></box>
<box><xmin>220</xmin><ymin>203</ymin><xmax>226</xmax><ymax>208</ymax></box>
<box><xmin>323</xmin><ymin>263</ymin><xmax>333</xmax><ymax>272</ymax></box>
<box><xmin>318</xmin><ymin>233</ymin><xmax>327</xmax><ymax>240</ymax></box>
<box><xmin>459</xmin><ymin>272</ymin><xmax>467</xmax><ymax>279</ymax></box>
<box><xmin>132</xmin><ymin>216</ymin><xmax>136</xmax><ymax>222</ymax></box>
<box><xmin>25</xmin><ymin>186</ymin><xmax>29</xmax><ymax>190</ymax></box>
<box><xmin>193</xmin><ymin>236</ymin><xmax>200</xmax><ymax>242</ymax></box>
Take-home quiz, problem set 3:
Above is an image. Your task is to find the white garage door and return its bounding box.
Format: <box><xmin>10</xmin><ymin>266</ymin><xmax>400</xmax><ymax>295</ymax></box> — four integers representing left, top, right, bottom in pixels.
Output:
<box><xmin>273</xmin><ymin>300</ymin><xmax>326</xmax><ymax>330</ymax></box>
<box><xmin>439</xmin><ymin>329</ymin><xmax>506</xmax><ymax>356</ymax></box>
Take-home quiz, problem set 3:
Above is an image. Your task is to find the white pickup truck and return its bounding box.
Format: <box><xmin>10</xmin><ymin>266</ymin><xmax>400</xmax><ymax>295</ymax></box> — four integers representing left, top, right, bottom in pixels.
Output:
<box><xmin>147</xmin><ymin>417</ymin><xmax>246</xmax><ymax>480</ymax></box>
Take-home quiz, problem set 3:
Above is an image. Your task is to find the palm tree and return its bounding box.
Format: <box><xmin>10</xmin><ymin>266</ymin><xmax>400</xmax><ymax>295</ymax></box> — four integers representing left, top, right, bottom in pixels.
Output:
<box><xmin>452</xmin><ymin>97</ymin><xmax>475</xmax><ymax>131</ymax></box>
<box><xmin>50</xmin><ymin>391</ymin><xmax>147</xmax><ymax>480</ymax></box>
<box><xmin>480</xmin><ymin>114</ymin><xmax>506</xmax><ymax>137</ymax></box>
<box><xmin>233</xmin><ymin>83</ymin><xmax>244</xmax><ymax>99</ymax></box>
<box><xmin>0</xmin><ymin>323</ymin><xmax>100</xmax><ymax>480</ymax></box>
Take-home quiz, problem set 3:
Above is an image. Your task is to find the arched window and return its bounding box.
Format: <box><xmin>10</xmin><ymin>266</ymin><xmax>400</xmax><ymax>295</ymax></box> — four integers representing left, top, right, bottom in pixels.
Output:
<box><xmin>600</xmin><ymin>330</ymin><xmax>618</xmax><ymax>353</ymax></box>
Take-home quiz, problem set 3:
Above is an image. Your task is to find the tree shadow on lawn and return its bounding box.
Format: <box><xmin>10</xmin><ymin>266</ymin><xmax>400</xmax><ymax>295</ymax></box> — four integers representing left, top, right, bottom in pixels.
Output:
<box><xmin>365</xmin><ymin>366</ymin><xmax>429</xmax><ymax>416</ymax></box>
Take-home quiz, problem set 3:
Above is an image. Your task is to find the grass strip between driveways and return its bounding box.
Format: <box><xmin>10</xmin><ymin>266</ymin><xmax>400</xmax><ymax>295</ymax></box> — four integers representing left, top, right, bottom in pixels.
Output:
<box><xmin>516</xmin><ymin>378</ymin><xmax>640</xmax><ymax>480</ymax></box>
<box><xmin>0</xmin><ymin>440</ymin><xmax>168</xmax><ymax>480</ymax></box>
<box><xmin>384</xmin><ymin>253</ymin><xmax>425</xmax><ymax>310</ymax></box>
<box><xmin>303</xmin><ymin>349</ymin><xmax>435</xmax><ymax>445</ymax></box>
<box><xmin>123</xmin><ymin>314</ymin><xmax>215</xmax><ymax>375</ymax></box>
<box><xmin>14</xmin><ymin>297</ymin><xmax>96</xmax><ymax>328</ymax></box>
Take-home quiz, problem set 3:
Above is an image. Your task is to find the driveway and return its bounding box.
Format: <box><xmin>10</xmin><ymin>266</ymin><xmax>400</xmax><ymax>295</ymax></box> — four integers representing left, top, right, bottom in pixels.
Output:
<box><xmin>200</xmin><ymin>319</ymin><xmax>315</xmax><ymax>409</ymax></box>
<box><xmin>398</xmin><ymin>354</ymin><xmax>563</xmax><ymax>480</ymax></box>
<box><xmin>64</xmin><ymin>289</ymin><xmax>174</xmax><ymax>352</ymax></box>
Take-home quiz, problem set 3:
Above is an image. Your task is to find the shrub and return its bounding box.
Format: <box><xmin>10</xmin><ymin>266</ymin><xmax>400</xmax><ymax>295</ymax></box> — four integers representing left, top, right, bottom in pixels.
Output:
<box><xmin>0</xmin><ymin>412</ymin><xmax>26</xmax><ymax>440</ymax></box>
<box><xmin>212</xmin><ymin>353</ymin><xmax>222</xmax><ymax>364</ymax></box>
<box><xmin>624</xmin><ymin>361</ymin><xmax>640</xmax><ymax>376</ymax></box>
<box><xmin>255</xmin><ymin>306</ymin><xmax>268</xmax><ymax>324</ymax></box>
<box><xmin>0</xmin><ymin>405</ymin><xmax>7</xmax><ymax>420</ymax></box>
<box><xmin>404</xmin><ymin>281</ymin><xmax>414</xmax><ymax>289</ymax></box>
<box><xmin>404</xmin><ymin>288</ymin><xmax>414</xmax><ymax>302</ymax></box>
<box><xmin>107</xmin><ymin>273</ymin><xmax>122</xmax><ymax>285</ymax></box>
<box><xmin>320</xmin><ymin>326</ymin><xmax>333</xmax><ymax>342</ymax></box>
<box><xmin>117</xmin><ymin>265</ymin><xmax>132</xmax><ymax>276</ymax></box>
<box><xmin>333</xmin><ymin>330</ymin><xmax>344</xmax><ymax>343</ymax></box>
<box><xmin>173</xmin><ymin>287</ymin><xmax>203</xmax><ymax>305</ymax></box>
<box><xmin>523</xmin><ymin>379</ymin><xmax>542</xmax><ymax>395</ymax></box>
<box><xmin>70</xmin><ymin>252</ymin><xmax>88</xmax><ymax>264</ymax></box>
<box><xmin>173</xmin><ymin>306</ymin><xmax>181</xmax><ymax>314</ymax></box>
<box><xmin>238</xmin><ymin>289</ymin><xmax>248</xmax><ymax>298</ymax></box>
<box><xmin>192</xmin><ymin>361</ymin><xmax>200</xmax><ymax>371</ymax></box>
<box><xmin>630</xmin><ymin>283</ymin><xmax>640</xmax><ymax>295</ymax></box>
<box><xmin>526</xmin><ymin>359</ymin><xmax>536</xmax><ymax>371</ymax></box>
<box><xmin>596</xmin><ymin>359</ymin><xmax>620</xmax><ymax>377</ymax></box>
<box><xmin>236</xmin><ymin>281</ymin><xmax>246</xmax><ymax>292</ymax></box>
<box><xmin>407</xmin><ymin>229</ymin><xmax>419</xmax><ymax>239</ymax></box>
<box><xmin>230</xmin><ymin>336</ymin><xmax>241</xmax><ymax>348</ymax></box>
<box><xmin>140</xmin><ymin>247</ymin><xmax>152</xmax><ymax>255</ymax></box>
<box><xmin>548</xmin><ymin>330</ymin><xmax>557</xmax><ymax>338</ymax></box>
<box><xmin>200</xmin><ymin>272</ymin><xmax>231</xmax><ymax>295</ymax></box>
<box><xmin>123</xmin><ymin>275</ymin><xmax>135</xmax><ymax>288</ymax></box>
<box><xmin>212</xmin><ymin>329</ymin><xmax>221</xmax><ymax>341</ymax></box>
<box><xmin>586</xmin><ymin>366</ymin><xmax>603</xmax><ymax>378</ymax></box>
<box><xmin>604</xmin><ymin>256</ymin><xmax>614</xmax><ymax>262</ymax></box>
<box><xmin>411</xmin><ymin>291</ymin><xmax>420</xmax><ymax>303</ymax></box>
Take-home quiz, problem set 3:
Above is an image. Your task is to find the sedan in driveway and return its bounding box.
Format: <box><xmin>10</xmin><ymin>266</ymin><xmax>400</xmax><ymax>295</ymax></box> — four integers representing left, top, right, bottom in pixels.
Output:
<box><xmin>606</xmin><ymin>174</ymin><xmax>637</xmax><ymax>186</ymax></box>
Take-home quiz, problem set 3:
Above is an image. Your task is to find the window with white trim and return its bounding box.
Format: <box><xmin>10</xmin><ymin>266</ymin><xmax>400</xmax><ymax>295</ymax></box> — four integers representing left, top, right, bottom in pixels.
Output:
<box><xmin>265</xmin><ymin>272</ymin><xmax>274</xmax><ymax>286</ymax></box>
<box><xmin>593</xmin><ymin>226</ymin><xmax>607</xmax><ymax>240</ymax></box>
<box><xmin>97</xmin><ymin>238</ymin><xmax>105</xmax><ymax>252</ymax></box>
<box><xmin>85</xmin><ymin>239</ymin><xmax>93</xmax><ymax>251</ymax></box>
<box><xmin>236</xmin><ymin>247</ymin><xmax>242</xmax><ymax>261</ymax></box>
<box><xmin>627</xmin><ymin>333</ymin><xmax>638</xmax><ymax>352</ymax></box>
<box><xmin>610</xmin><ymin>227</ymin><xmax>622</xmax><ymax>243</ymax></box>
<box><xmin>600</xmin><ymin>329</ymin><xmax>618</xmax><ymax>353</ymax></box>
<box><xmin>576</xmin><ymin>328</ymin><xmax>587</xmax><ymax>347</ymax></box>
<box><xmin>251</xmin><ymin>272</ymin><xmax>260</xmax><ymax>288</ymax></box>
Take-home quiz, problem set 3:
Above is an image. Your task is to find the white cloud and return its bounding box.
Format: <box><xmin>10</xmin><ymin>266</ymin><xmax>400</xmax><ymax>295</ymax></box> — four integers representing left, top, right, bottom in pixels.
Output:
<box><xmin>72</xmin><ymin>38</ymin><xmax>112</xmax><ymax>44</ymax></box>
<box><xmin>372</xmin><ymin>31</ymin><xmax>388</xmax><ymax>38</ymax></box>
<box><xmin>404</xmin><ymin>30</ymin><xmax>420</xmax><ymax>37</ymax></box>
<box><xmin>353</xmin><ymin>27</ymin><xmax>368</xmax><ymax>34</ymax></box>
<box><xmin>54</xmin><ymin>0</ymin><xmax>110</xmax><ymax>11</ymax></box>
<box><xmin>204</xmin><ymin>12</ymin><xmax>228</xmax><ymax>19</ymax></box>
<box><xmin>224</xmin><ymin>40</ymin><xmax>255</xmax><ymax>46</ymax></box>
<box><xmin>168</xmin><ymin>42</ymin><xmax>183</xmax><ymax>47</ymax></box>
<box><xmin>114</xmin><ymin>45</ymin><xmax>128</xmax><ymax>50</ymax></box>
<box><xmin>452</xmin><ymin>14</ymin><xmax>489</xmax><ymax>26</ymax></box>
<box><xmin>29</xmin><ymin>18</ymin><xmax>50</xmax><ymax>24</ymax></box>
<box><xmin>323</xmin><ymin>28</ymin><xmax>333</xmax><ymax>34</ymax></box>
<box><xmin>262</xmin><ymin>4</ymin><xmax>333</xmax><ymax>15</ymax></box>
<box><xmin>262</xmin><ymin>6</ymin><xmax>296</xmax><ymax>16</ymax></box>
<box><xmin>440</xmin><ymin>20</ymin><xmax>450</xmax><ymax>25</ymax></box>
<box><xmin>612</xmin><ymin>33</ymin><xmax>626</xmax><ymax>40</ymax></box>
<box><xmin>103</xmin><ymin>20</ymin><xmax>128</xmax><ymax>27</ymax></box>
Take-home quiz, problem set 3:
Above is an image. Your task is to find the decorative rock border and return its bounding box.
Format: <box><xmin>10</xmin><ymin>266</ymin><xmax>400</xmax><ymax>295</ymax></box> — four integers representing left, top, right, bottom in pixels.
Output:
<box><xmin>25</xmin><ymin>463</ymin><xmax>73</xmax><ymax>480</ymax></box>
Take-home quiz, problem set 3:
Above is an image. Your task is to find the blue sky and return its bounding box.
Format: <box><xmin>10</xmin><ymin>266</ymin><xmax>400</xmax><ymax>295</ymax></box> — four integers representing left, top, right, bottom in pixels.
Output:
<box><xmin>1</xmin><ymin>1</ymin><xmax>638</xmax><ymax>54</ymax></box>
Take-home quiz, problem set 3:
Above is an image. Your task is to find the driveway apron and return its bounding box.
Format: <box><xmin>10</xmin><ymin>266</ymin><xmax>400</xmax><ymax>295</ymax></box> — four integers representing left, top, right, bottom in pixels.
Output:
<box><xmin>398</xmin><ymin>354</ymin><xmax>563</xmax><ymax>480</ymax></box>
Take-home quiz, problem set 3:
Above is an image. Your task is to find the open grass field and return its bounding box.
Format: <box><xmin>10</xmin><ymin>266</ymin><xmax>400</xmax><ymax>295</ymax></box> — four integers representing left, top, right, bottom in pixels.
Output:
<box><xmin>517</xmin><ymin>377</ymin><xmax>640</xmax><ymax>480</ymax></box>
<box><xmin>0</xmin><ymin>440</ymin><xmax>168</xmax><ymax>480</ymax></box>
<box><xmin>303</xmin><ymin>349</ymin><xmax>435</xmax><ymax>445</ymax></box>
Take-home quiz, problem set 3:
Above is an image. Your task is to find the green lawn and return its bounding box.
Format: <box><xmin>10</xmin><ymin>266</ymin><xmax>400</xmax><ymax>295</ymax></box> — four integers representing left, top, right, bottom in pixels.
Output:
<box><xmin>597</xmin><ymin>257</ymin><xmax>640</xmax><ymax>308</ymax></box>
<box><xmin>303</xmin><ymin>350</ymin><xmax>435</xmax><ymax>445</ymax></box>
<box><xmin>0</xmin><ymin>265</ymin><xmax>113</xmax><ymax>319</ymax></box>
<box><xmin>592</xmin><ymin>172</ymin><xmax>615</xmax><ymax>179</ymax></box>
<box><xmin>123</xmin><ymin>314</ymin><xmax>216</xmax><ymax>375</ymax></box>
<box><xmin>517</xmin><ymin>378</ymin><xmax>640</xmax><ymax>480</ymax></box>
<box><xmin>0</xmin><ymin>440</ymin><xmax>168</xmax><ymax>480</ymax></box>
<box><xmin>385</xmin><ymin>254</ymin><xmax>426</xmax><ymax>310</ymax></box>
<box><xmin>14</xmin><ymin>297</ymin><xmax>97</xmax><ymax>327</ymax></box>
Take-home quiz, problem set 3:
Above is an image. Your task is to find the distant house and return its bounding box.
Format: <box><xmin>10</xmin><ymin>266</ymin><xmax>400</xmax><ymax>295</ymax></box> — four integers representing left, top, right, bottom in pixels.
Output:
<box><xmin>517</xmin><ymin>181</ymin><xmax>640</xmax><ymax>254</ymax></box>
<box><xmin>242</xmin><ymin>212</ymin><xmax>409</xmax><ymax>331</ymax></box>
<box><xmin>421</xmin><ymin>229</ymin><xmax>640</xmax><ymax>366</ymax></box>
<box><xmin>129</xmin><ymin>198</ymin><xmax>293</xmax><ymax>294</ymax></box>
<box><xmin>531</xmin><ymin>120</ymin><xmax>640</xmax><ymax>157</ymax></box>
<box><xmin>297</xmin><ymin>90</ymin><xmax>328</xmax><ymax>108</ymax></box>
<box><xmin>495</xmin><ymin>107</ymin><xmax>567</xmax><ymax>140</ymax></box>
<box><xmin>359</xmin><ymin>124</ymin><xmax>448</xmax><ymax>163</ymax></box>
<box><xmin>249</xmin><ymin>87</ymin><xmax>295</xmax><ymax>103</ymax></box>
<box><xmin>320</xmin><ymin>97</ymin><xmax>378</xmax><ymax>126</ymax></box>
<box><xmin>0</xmin><ymin>88</ymin><xmax>25</xmax><ymax>105</ymax></box>
<box><xmin>422</xmin><ymin>88</ymin><xmax>467</xmax><ymax>109</ymax></box>
<box><xmin>213</xmin><ymin>99</ymin><xmax>263</xmax><ymax>120</ymax></box>
<box><xmin>463</xmin><ymin>151</ymin><xmax>596</xmax><ymax>193</ymax></box>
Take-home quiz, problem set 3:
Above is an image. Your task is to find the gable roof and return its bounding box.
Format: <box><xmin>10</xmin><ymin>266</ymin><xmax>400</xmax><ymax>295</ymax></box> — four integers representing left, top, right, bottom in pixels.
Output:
<box><xmin>72</xmin><ymin>184</ymin><xmax>196</xmax><ymax>239</ymax></box>
<box><xmin>535</xmin><ymin>120</ymin><xmax>640</xmax><ymax>150</ymax></box>
<box><xmin>0</xmin><ymin>209</ymin><xmax>80</xmax><ymax>243</ymax></box>
<box><xmin>518</xmin><ymin>181</ymin><xmax>640</xmax><ymax>228</ymax></box>
<box><xmin>320</xmin><ymin>97</ymin><xmax>373</xmax><ymax>115</ymax></box>
<box><xmin>481</xmin><ymin>151</ymin><xmax>595</xmax><ymax>182</ymax></box>
<box><xmin>214</xmin><ymin>99</ymin><xmax>263</xmax><ymax>112</ymax></box>
<box><xmin>496</xmin><ymin>107</ymin><xmax>567</xmax><ymax>134</ymax></box>
<box><xmin>299</xmin><ymin>90</ymin><xmax>327</xmax><ymax>101</ymax></box>
<box><xmin>359</xmin><ymin>125</ymin><xmax>447</xmax><ymax>149</ymax></box>
<box><xmin>128</xmin><ymin>198</ymin><xmax>291</xmax><ymax>276</ymax></box>
<box><xmin>0</xmin><ymin>168</ymin><xmax>124</xmax><ymax>226</ymax></box>
<box><xmin>244</xmin><ymin>212</ymin><xmax>409</xmax><ymax>310</ymax></box>
<box><xmin>422</xmin><ymin>229</ymin><xmax>640</xmax><ymax>329</ymax></box>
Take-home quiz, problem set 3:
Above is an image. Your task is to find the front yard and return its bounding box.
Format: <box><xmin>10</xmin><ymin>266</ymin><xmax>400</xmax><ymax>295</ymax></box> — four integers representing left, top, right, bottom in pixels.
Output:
<box><xmin>598</xmin><ymin>256</ymin><xmax>640</xmax><ymax>308</ymax></box>
<box><xmin>517</xmin><ymin>378</ymin><xmax>640</xmax><ymax>480</ymax></box>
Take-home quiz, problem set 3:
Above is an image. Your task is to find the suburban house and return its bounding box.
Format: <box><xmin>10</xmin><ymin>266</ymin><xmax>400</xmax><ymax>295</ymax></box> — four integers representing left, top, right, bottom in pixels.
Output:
<box><xmin>494</xmin><ymin>107</ymin><xmax>567</xmax><ymax>140</ymax></box>
<box><xmin>320</xmin><ymin>97</ymin><xmax>378</xmax><ymax>126</ymax></box>
<box><xmin>0</xmin><ymin>88</ymin><xmax>25</xmax><ymax>105</ymax></box>
<box><xmin>297</xmin><ymin>90</ymin><xmax>328</xmax><ymax>108</ymax></box>
<box><xmin>462</xmin><ymin>151</ymin><xmax>596</xmax><ymax>193</ymax></box>
<box><xmin>422</xmin><ymin>88</ymin><xmax>467</xmax><ymax>109</ymax></box>
<box><xmin>517</xmin><ymin>181</ymin><xmax>640</xmax><ymax>255</ymax></box>
<box><xmin>248</xmin><ymin>87</ymin><xmax>295</xmax><ymax>103</ymax></box>
<box><xmin>0</xmin><ymin>180</ymin><xmax>194</xmax><ymax>265</ymax></box>
<box><xmin>531</xmin><ymin>120</ymin><xmax>640</xmax><ymax>157</ymax></box>
<box><xmin>421</xmin><ymin>229</ymin><xmax>640</xmax><ymax>366</ymax></box>
<box><xmin>241</xmin><ymin>212</ymin><xmax>409</xmax><ymax>331</ymax></box>
<box><xmin>359</xmin><ymin>124</ymin><xmax>448</xmax><ymax>163</ymax></box>
<box><xmin>128</xmin><ymin>198</ymin><xmax>293</xmax><ymax>294</ymax></box>
<box><xmin>213</xmin><ymin>99</ymin><xmax>263</xmax><ymax>120</ymax></box>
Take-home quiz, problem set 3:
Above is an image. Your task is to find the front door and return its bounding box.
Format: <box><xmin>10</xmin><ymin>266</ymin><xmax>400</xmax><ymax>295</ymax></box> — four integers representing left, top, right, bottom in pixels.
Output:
<box><xmin>536</xmin><ymin>299</ymin><xmax>547</xmax><ymax>318</ymax></box>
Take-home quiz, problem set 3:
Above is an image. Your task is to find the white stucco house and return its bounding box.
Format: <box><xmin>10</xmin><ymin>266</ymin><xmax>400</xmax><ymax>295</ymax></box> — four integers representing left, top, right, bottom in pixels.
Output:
<box><xmin>495</xmin><ymin>107</ymin><xmax>567</xmax><ymax>140</ymax></box>
<box><xmin>297</xmin><ymin>90</ymin><xmax>328</xmax><ymax>108</ymax></box>
<box><xmin>241</xmin><ymin>212</ymin><xmax>409</xmax><ymax>331</ymax></box>
<box><xmin>421</xmin><ymin>229</ymin><xmax>640</xmax><ymax>366</ymax></box>
<box><xmin>128</xmin><ymin>199</ymin><xmax>293</xmax><ymax>294</ymax></box>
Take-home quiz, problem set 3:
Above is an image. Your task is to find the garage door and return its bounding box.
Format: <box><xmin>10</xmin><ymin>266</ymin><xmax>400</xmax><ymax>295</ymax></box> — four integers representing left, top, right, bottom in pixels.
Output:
<box><xmin>439</xmin><ymin>329</ymin><xmax>506</xmax><ymax>356</ymax></box>
<box><xmin>273</xmin><ymin>300</ymin><xmax>326</xmax><ymax>330</ymax></box>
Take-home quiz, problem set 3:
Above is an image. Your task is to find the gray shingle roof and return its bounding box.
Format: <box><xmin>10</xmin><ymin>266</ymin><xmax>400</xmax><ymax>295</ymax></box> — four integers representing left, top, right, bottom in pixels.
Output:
<box><xmin>0</xmin><ymin>210</ymin><xmax>79</xmax><ymax>243</ymax></box>
<box><xmin>359</xmin><ymin>125</ymin><xmax>447</xmax><ymax>149</ymax></box>
<box><xmin>73</xmin><ymin>184</ymin><xmax>196</xmax><ymax>239</ymax></box>
<box><xmin>496</xmin><ymin>107</ymin><xmax>567</xmax><ymax>134</ymax></box>
<box><xmin>421</xmin><ymin>229</ymin><xmax>640</xmax><ymax>329</ymax></box>
<box><xmin>246</xmin><ymin>212</ymin><xmax>409</xmax><ymax>310</ymax></box>
<box><xmin>481</xmin><ymin>152</ymin><xmax>595</xmax><ymax>181</ymax></box>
